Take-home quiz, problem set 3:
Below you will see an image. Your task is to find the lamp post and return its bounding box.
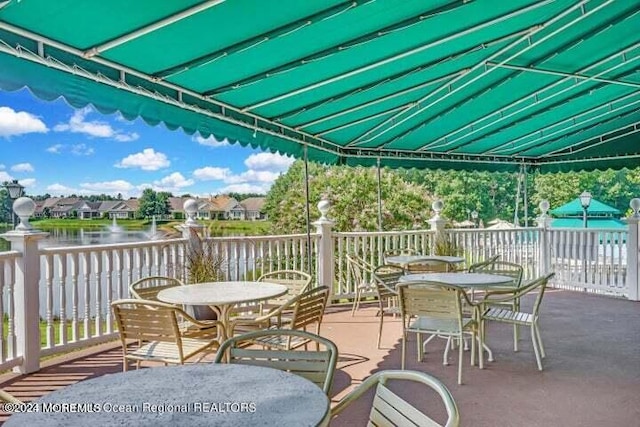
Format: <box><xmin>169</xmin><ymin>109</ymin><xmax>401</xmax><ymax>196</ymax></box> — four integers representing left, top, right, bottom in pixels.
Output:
<box><xmin>2</xmin><ymin>179</ymin><xmax>25</xmax><ymax>229</ymax></box>
<box><xmin>579</xmin><ymin>191</ymin><xmax>592</xmax><ymax>228</ymax></box>
<box><xmin>471</xmin><ymin>210</ymin><xmax>479</xmax><ymax>228</ymax></box>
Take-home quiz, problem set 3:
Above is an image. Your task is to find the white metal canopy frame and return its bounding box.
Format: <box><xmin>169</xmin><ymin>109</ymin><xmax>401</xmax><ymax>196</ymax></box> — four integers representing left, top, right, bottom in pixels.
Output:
<box><xmin>0</xmin><ymin>1</ymin><xmax>639</xmax><ymax>172</ymax></box>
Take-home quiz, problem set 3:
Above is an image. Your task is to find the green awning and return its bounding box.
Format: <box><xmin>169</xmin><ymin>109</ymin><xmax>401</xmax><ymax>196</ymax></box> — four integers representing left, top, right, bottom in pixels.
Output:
<box><xmin>550</xmin><ymin>198</ymin><xmax>622</xmax><ymax>216</ymax></box>
<box><xmin>551</xmin><ymin>218</ymin><xmax>627</xmax><ymax>229</ymax></box>
<box><xmin>0</xmin><ymin>0</ymin><xmax>639</xmax><ymax>172</ymax></box>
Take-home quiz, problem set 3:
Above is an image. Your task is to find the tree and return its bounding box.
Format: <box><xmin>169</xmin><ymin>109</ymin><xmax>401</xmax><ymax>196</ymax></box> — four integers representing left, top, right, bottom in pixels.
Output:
<box><xmin>137</xmin><ymin>189</ymin><xmax>171</xmax><ymax>219</ymax></box>
<box><xmin>264</xmin><ymin>161</ymin><xmax>431</xmax><ymax>233</ymax></box>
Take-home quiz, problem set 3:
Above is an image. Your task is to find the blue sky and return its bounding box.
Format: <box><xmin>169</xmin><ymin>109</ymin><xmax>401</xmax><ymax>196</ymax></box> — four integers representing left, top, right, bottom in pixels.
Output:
<box><xmin>0</xmin><ymin>88</ymin><xmax>294</xmax><ymax>198</ymax></box>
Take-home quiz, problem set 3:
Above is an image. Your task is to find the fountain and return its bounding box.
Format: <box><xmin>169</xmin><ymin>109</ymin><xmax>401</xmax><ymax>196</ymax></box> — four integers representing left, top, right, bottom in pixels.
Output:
<box><xmin>147</xmin><ymin>215</ymin><xmax>164</xmax><ymax>240</ymax></box>
<box><xmin>109</xmin><ymin>216</ymin><xmax>124</xmax><ymax>233</ymax></box>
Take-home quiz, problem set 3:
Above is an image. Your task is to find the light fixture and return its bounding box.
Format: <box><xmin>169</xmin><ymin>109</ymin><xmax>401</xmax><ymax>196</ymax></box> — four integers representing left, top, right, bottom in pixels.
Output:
<box><xmin>3</xmin><ymin>179</ymin><xmax>24</xmax><ymax>199</ymax></box>
<box><xmin>3</xmin><ymin>179</ymin><xmax>25</xmax><ymax>228</ymax></box>
<box><xmin>579</xmin><ymin>191</ymin><xmax>592</xmax><ymax>228</ymax></box>
<box><xmin>579</xmin><ymin>191</ymin><xmax>592</xmax><ymax>209</ymax></box>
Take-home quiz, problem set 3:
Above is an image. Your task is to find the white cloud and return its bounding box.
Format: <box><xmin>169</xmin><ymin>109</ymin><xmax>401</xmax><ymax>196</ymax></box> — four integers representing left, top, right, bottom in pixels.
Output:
<box><xmin>244</xmin><ymin>152</ymin><xmax>294</xmax><ymax>172</ymax></box>
<box><xmin>115</xmin><ymin>148</ymin><xmax>170</xmax><ymax>171</ymax></box>
<box><xmin>218</xmin><ymin>183</ymin><xmax>271</xmax><ymax>194</ymax></box>
<box><xmin>0</xmin><ymin>171</ymin><xmax>13</xmax><ymax>181</ymax></box>
<box><xmin>46</xmin><ymin>144</ymin><xmax>64</xmax><ymax>154</ymax></box>
<box><xmin>46</xmin><ymin>183</ymin><xmax>79</xmax><ymax>195</ymax></box>
<box><xmin>11</xmin><ymin>163</ymin><xmax>34</xmax><ymax>172</ymax></box>
<box><xmin>192</xmin><ymin>134</ymin><xmax>230</xmax><ymax>147</ymax></box>
<box><xmin>70</xmin><ymin>144</ymin><xmax>95</xmax><ymax>156</ymax></box>
<box><xmin>224</xmin><ymin>170</ymin><xmax>280</xmax><ymax>184</ymax></box>
<box><xmin>0</xmin><ymin>106</ymin><xmax>48</xmax><ymax>137</ymax></box>
<box><xmin>19</xmin><ymin>178</ymin><xmax>36</xmax><ymax>187</ymax></box>
<box><xmin>193</xmin><ymin>166</ymin><xmax>231</xmax><ymax>181</ymax></box>
<box><xmin>150</xmin><ymin>172</ymin><xmax>194</xmax><ymax>192</ymax></box>
<box><xmin>79</xmin><ymin>180</ymin><xmax>134</xmax><ymax>192</ymax></box>
<box><xmin>53</xmin><ymin>106</ymin><xmax>139</xmax><ymax>141</ymax></box>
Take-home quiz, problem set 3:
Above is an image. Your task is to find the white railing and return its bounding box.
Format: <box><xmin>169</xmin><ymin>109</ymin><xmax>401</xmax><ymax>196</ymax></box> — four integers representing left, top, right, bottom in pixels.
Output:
<box><xmin>333</xmin><ymin>230</ymin><xmax>436</xmax><ymax>298</ymax></box>
<box><xmin>38</xmin><ymin>238</ymin><xmax>187</xmax><ymax>355</ymax></box>
<box><xmin>0</xmin><ymin>250</ymin><xmax>21</xmax><ymax>371</ymax></box>
<box><xmin>0</xmin><ymin>206</ymin><xmax>637</xmax><ymax>373</ymax></box>
<box><xmin>447</xmin><ymin>228</ymin><xmax>541</xmax><ymax>280</ymax></box>
<box><xmin>548</xmin><ymin>228</ymin><xmax>627</xmax><ymax>296</ymax></box>
<box><xmin>204</xmin><ymin>233</ymin><xmax>320</xmax><ymax>281</ymax></box>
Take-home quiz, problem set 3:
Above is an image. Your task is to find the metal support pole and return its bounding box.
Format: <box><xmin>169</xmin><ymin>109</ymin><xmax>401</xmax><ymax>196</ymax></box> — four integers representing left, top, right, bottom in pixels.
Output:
<box><xmin>303</xmin><ymin>146</ymin><xmax>313</xmax><ymax>274</ymax></box>
<box><xmin>523</xmin><ymin>164</ymin><xmax>529</xmax><ymax>227</ymax></box>
<box><xmin>376</xmin><ymin>157</ymin><xmax>383</xmax><ymax>232</ymax></box>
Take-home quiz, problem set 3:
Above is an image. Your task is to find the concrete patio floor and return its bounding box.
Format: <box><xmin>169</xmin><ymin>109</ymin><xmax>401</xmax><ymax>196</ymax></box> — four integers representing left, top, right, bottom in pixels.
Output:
<box><xmin>1</xmin><ymin>289</ymin><xmax>639</xmax><ymax>426</ymax></box>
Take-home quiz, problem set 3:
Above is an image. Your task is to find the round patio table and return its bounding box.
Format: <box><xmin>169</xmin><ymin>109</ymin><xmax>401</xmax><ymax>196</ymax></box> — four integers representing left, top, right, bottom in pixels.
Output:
<box><xmin>157</xmin><ymin>281</ymin><xmax>288</xmax><ymax>340</ymax></box>
<box><xmin>385</xmin><ymin>254</ymin><xmax>464</xmax><ymax>268</ymax></box>
<box><xmin>399</xmin><ymin>272</ymin><xmax>514</xmax><ymax>288</ymax></box>
<box><xmin>3</xmin><ymin>364</ymin><xmax>330</xmax><ymax>427</ymax></box>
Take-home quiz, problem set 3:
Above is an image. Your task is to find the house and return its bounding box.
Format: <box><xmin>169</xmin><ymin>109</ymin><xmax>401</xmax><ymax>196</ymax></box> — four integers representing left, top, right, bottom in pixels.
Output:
<box><xmin>75</xmin><ymin>201</ymin><xmax>101</xmax><ymax>219</ymax></box>
<box><xmin>205</xmin><ymin>195</ymin><xmax>240</xmax><ymax>220</ymax></box>
<box><xmin>49</xmin><ymin>197</ymin><xmax>82</xmax><ymax>218</ymax></box>
<box><xmin>240</xmin><ymin>197</ymin><xmax>266</xmax><ymax>220</ymax></box>
<box><xmin>168</xmin><ymin>197</ymin><xmax>187</xmax><ymax>219</ymax></box>
<box><xmin>98</xmin><ymin>200</ymin><xmax>139</xmax><ymax>219</ymax></box>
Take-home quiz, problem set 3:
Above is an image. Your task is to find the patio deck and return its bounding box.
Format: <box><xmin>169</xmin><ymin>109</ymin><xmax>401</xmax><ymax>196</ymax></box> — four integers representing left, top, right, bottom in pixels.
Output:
<box><xmin>1</xmin><ymin>289</ymin><xmax>638</xmax><ymax>426</ymax></box>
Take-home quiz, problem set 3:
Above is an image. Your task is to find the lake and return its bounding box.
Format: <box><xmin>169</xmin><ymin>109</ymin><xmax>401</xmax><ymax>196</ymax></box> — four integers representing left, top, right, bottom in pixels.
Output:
<box><xmin>0</xmin><ymin>223</ymin><xmax>166</xmax><ymax>251</ymax></box>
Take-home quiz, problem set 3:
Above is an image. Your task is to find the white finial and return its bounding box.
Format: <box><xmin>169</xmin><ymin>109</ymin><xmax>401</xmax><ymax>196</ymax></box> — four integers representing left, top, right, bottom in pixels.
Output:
<box><xmin>13</xmin><ymin>197</ymin><xmax>36</xmax><ymax>230</ymax></box>
<box><xmin>539</xmin><ymin>200</ymin><xmax>550</xmax><ymax>216</ymax></box>
<box><xmin>317</xmin><ymin>197</ymin><xmax>330</xmax><ymax>221</ymax></box>
<box><xmin>630</xmin><ymin>198</ymin><xmax>640</xmax><ymax>218</ymax></box>
<box><xmin>432</xmin><ymin>199</ymin><xmax>444</xmax><ymax>219</ymax></box>
<box><xmin>183</xmin><ymin>198</ymin><xmax>198</xmax><ymax>225</ymax></box>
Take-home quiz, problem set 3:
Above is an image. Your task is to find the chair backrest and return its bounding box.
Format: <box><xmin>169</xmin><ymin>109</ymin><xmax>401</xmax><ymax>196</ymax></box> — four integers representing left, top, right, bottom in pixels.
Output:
<box><xmin>289</xmin><ymin>286</ymin><xmax>330</xmax><ymax>331</ymax></box>
<box><xmin>405</xmin><ymin>259</ymin><xmax>452</xmax><ymax>273</ymax></box>
<box><xmin>372</xmin><ymin>265</ymin><xmax>404</xmax><ymax>301</ymax></box>
<box><xmin>214</xmin><ymin>329</ymin><xmax>338</xmax><ymax>394</ymax></box>
<box><xmin>331</xmin><ymin>370</ymin><xmax>459</xmax><ymax>427</ymax></box>
<box><xmin>258</xmin><ymin>270</ymin><xmax>312</xmax><ymax>302</ymax></box>
<box><xmin>112</xmin><ymin>299</ymin><xmax>183</xmax><ymax>350</ymax></box>
<box><xmin>346</xmin><ymin>254</ymin><xmax>374</xmax><ymax>286</ymax></box>
<box><xmin>469</xmin><ymin>260</ymin><xmax>523</xmax><ymax>287</ymax></box>
<box><xmin>129</xmin><ymin>276</ymin><xmax>183</xmax><ymax>302</ymax></box>
<box><xmin>398</xmin><ymin>283</ymin><xmax>464</xmax><ymax>328</ymax></box>
<box><xmin>467</xmin><ymin>254</ymin><xmax>500</xmax><ymax>272</ymax></box>
<box><xmin>516</xmin><ymin>272</ymin><xmax>555</xmax><ymax>316</ymax></box>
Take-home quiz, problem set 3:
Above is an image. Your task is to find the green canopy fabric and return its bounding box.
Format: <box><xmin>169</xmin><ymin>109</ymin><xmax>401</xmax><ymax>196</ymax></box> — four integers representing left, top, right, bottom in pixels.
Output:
<box><xmin>551</xmin><ymin>218</ymin><xmax>626</xmax><ymax>229</ymax></box>
<box><xmin>0</xmin><ymin>0</ymin><xmax>638</xmax><ymax>172</ymax></box>
<box><xmin>550</xmin><ymin>198</ymin><xmax>621</xmax><ymax>216</ymax></box>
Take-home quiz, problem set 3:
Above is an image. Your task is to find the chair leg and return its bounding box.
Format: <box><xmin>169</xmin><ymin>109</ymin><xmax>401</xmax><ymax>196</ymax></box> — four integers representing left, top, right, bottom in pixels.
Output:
<box><xmin>470</xmin><ymin>331</ymin><xmax>476</xmax><ymax>367</ymax></box>
<box><xmin>531</xmin><ymin>324</ymin><xmax>543</xmax><ymax>371</ymax></box>
<box><xmin>351</xmin><ymin>287</ymin><xmax>360</xmax><ymax>316</ymax></box>
<box><xmin>401</xmin><ymin>331</ymin><xmax>406</xmax><ymax>370</ymax></box>
<box><xmin>457</xmin><ymin>335</ymin><xmax>464</xmax><ymax>385</ymax></box>
<box><xmin>377</xmin><ymin>313</ymin><xmax>384</xmax><ymax>349</ymax></box>
<box><xmin>534</xmin><ymin>323</ymin><xmax>546</xmax><ymax>358</ymax></box>
<box><xmin>422</xmin><ymin>334</ymin><xmax>436</xmax><ymax>354</ymax></box>
<box><xmin>443</xmin><ymin>336</ymin><xmax>451</xmax><ymax>366</ymax></box>
<box><xmin>416</xmin><ymin>332</ymin><xmax>422</xmax><ymax>362</ymax></box>
<box><xmin>477</xmin><ymin>327</ymin><xmax>484</xmax><ymax>370</ymax></box>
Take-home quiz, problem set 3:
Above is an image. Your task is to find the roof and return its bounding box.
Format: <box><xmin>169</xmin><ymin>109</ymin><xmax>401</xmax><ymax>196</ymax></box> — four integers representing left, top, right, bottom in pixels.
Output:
<box><xmin>240</xmin><ymin>197</ymin><xmax>265</xmax><ymax>212</ymax></box>
<box><xmin>550</xmin><ymin>198</ymin><xmax>621</xmax><ymax>216</ymax></box>
<box><xmin>551</xmin><ymin>218</ymin><xmax>627</xmax><ymax>229</ymax></box>
<box><xmin>1</xmin><ymin>1</ymin><xmax>639</xmax><ymax>172</ymax></box>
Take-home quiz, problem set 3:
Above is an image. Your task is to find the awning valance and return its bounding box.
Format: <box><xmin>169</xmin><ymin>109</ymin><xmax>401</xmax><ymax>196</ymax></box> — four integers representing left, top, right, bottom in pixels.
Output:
<box><xmin>0</xmin><ymin>0</ymin><xmax>638</xmax><ymax>172</ymax></box>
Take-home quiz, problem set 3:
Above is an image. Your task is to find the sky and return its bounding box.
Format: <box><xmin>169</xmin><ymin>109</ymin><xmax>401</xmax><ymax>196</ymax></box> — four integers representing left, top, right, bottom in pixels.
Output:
<box><xmin>0</xmin><ymin>88</ymin><xmax>295</xmax><ymax>199</ymax></box>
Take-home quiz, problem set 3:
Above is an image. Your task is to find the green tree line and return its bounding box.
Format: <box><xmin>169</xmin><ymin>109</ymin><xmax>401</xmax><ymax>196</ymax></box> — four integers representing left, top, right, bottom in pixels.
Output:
<box><xmin>264</xmin><ymin>161</ymin><xmax>640</xmax><ymax>233</ymax></box>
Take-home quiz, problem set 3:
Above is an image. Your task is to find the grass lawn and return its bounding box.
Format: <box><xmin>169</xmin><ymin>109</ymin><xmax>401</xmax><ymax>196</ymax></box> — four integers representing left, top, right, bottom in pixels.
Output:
<box><xmin>3</xmin><ymin>319</ymin><xmax>102</xmax><ymax>348</ymax></box>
